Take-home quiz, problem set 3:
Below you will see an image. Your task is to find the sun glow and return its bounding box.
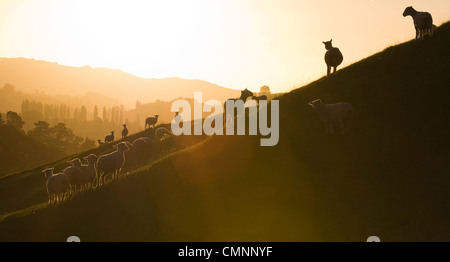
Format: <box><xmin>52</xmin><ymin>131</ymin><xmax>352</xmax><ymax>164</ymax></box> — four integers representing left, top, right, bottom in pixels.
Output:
<box><xmin>0</xmin><ymin>0</ymin><xmax>449</xmax><ymax>93</ymax></box>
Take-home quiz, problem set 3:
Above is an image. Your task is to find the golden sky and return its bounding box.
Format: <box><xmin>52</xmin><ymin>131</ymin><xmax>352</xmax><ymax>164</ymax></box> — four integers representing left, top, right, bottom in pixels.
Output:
<box><xmin>0</xmin><ymin>0</ymin><xmax>449</xmax><ymax>93</ymax></box>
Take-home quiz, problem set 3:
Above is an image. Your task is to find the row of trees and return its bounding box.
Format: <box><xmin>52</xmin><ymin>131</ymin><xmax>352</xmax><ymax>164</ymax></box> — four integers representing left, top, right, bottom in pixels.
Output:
<box><xmin>0</xmin><ymin>111</ymin><xmax>95</xmax><ymax>155</ymax></box>
<box><xmin>21</xmin><ymin>99</ymin><xmax>125</xmax><ymax>124</ymax></box>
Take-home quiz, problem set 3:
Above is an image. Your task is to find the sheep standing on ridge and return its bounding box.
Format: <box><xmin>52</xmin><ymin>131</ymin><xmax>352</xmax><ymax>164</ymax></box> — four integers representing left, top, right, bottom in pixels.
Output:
<box><xmin>79</xmin><ymin>154</ymin><xmax>98</xmax><ymax>190</ymax></box>
<box><xmin>252</xmin><ymin>95</ymin><xmax>267</xmax><ymax>105</ymax></box>
<box><xmin>308</xmin><ymin>99</ymin><xmax>353</xmax><ymax>135</ymax></box>
<box><xmin>97</xmin><ymin>139</ymin><xmax>104</xmax><ymax>146</ymax></box>
<box><xmin>97</xmin><ymin>142</ymin><xmax>129</xmax><ymax>186</ymax></box>
<box><xmin>145</xmin><ymin>115</ymin><xmax>159</xmax><ymax>129</ymax></box>
<box><xmin>403</xmin><ymin>6</ymin><xmax>433</xmax><ymax>40</ymax></box>
<box><xmin>43</xmin><ymin>168</ymin><xmax>70</xmax><ymax>205</ymax></box>
<box><xmin>104</xmin><ymin>131</ymin><xmax>115</xmax><ymax>143</ymax></box>
<box><xmin>64</xmin><ymin>158</ymin><xmax>84</xmax><ymax>195</ymax></box>
<box><xmin>323</xmin><ymin>39</ymin><xmax>343</xmax><ymax>77</ymax></box>
<box><xmin>122</xmin><ymin>124</ymin><xmax>129</xmax><ymax>138</ymax></box>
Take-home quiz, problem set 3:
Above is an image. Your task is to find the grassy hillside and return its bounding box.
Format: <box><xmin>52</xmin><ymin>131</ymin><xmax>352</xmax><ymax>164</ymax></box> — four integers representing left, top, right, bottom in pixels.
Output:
<box><xmin>0</xmin><ymin>22</ymin><xmax>449</xmax><ymax>242</ymax></box>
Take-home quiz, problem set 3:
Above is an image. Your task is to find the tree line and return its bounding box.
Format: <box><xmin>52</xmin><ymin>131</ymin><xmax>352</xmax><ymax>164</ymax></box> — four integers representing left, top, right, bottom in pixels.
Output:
<box><xmin>0</xmin><ymin>110</ymin><xmax>95</xmax><ymax>155</ymax></box>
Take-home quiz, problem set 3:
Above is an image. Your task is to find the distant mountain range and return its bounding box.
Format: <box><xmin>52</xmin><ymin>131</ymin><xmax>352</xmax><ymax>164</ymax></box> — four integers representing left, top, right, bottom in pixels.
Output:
<box><xmin>0</xmin><ymin>57</ymin><xmax>240</xmax><ymax>108</ymax></box>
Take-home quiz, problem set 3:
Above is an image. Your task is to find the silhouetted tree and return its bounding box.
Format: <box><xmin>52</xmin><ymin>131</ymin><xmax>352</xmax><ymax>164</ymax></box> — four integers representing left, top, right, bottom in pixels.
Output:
<box><xmin>94</xmin><ymin>105</ymin><xmax>99</xmax><ymax>121</ymax></box>
<box><xmin>80</xmin><ymin>106</ymin><xmax>87</xmax><ymax>122</ymax></box>
<box><xmin>260</xmin><ymin>85</ymin><xmax>271</xmax><ymax>96</ymax></box>
<box><xmin>0</xmin><ymin>113</ymin><xmax>4</xmax><ymax>125</ymax></box>
<box><xmin>28</xmin><ymin>121</ymin><xmax>51</xmax><ymax>143</ymax></box>
<box><xmin>48</xmin><ymin>123</ymin><xmax>83</xmax><ymax>154</ymax></box>
<box><xmin>102</xmin><ymin>106</ymin><xmax>107</xmax><ymax>122</ymax></box>
<box><xmin>6</xmin><ymin>111</ymin><xmax>24</xmax><ymax>131</ymax></box>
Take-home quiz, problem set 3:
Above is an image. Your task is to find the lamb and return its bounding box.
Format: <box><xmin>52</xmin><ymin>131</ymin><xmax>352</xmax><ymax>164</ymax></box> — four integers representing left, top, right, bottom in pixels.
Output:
<box><xmin>79</xmin><ymin>154</ymin><xmax>98</xmax><ymax>190</ymax></box>
<box><xmin>63</xmin><ymin>158</ymin><xmax>84</xmax><ymax>194</ymax></box>
<box><xmin>403</xmin><ymin>6</ymin><xmax>433</xmax><ymax>40</ymax></box>
<box><xmin>104</xmin><ymin>131</ymin><xmax>115</xmax><ymax>143</ymax></box>
<box><xmin>308</xmin><ymin>99</ymin><xmax>353</xmax><ymax>135</ymax></box>
<box><xmin>97</xmin><ymin>139</ymin><xmax>104</xmax><ymax>146</ymax></box>
<box><xmin>121</xmin><ymin>124</ymin><xmax>129</xmax><ymax>138</ymax></box>
<box><xmin>96</xmin><ymin>142</ymin><xmax>129</xmax><ymax>186</ymax></box>
<box><xmin>42</xmin><ymin>168</ymin><xmax>70</xmax><ymax>205</ymax></box>
<box><xmin>145</xmin><ymin>115</ymin><xmax>159</xmax><ymax>129</ymax></box>
<box><xmin>323</xmin><ymin>39</ymin><xmax>343</xmax><ymax>77</ymax></box>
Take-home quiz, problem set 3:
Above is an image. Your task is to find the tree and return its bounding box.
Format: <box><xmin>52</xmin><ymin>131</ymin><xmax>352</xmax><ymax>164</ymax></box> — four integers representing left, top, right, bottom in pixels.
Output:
<box><xmin>260</xmin><ymin>85</ymin><xmax>271</xmax><ymax>96</ymax></box>
<box><xmin>0</xmin><ymin>113</ymin><xmax>4</xmax><ymax>125</ymax></box>
<box><xmin>6</xmin><ymin>111</ymin><xmax>24</xmax><ymax>131</ymax></box>
<box><xmin>48</xmin><ymin>123</ymin><xmax>83</xmax><ymax>154</ymax></box>
<box><xmin>102</xmin><ymin>106</ymin><xmax>107</xmax><ymax>122</ymax></box>
<box><xmin>28</xmin><ymin>121</ymin><xmax>50</xmax><ymax>143</ymax></box>
<box><xmin>93</xmin><ymin>105</ymin><xmax>99</xmax><ymax>121</ymax></box>
<box><xmin>80</xmin><ymin>106</ymin><xmax>87</xmax><ymax>122</ymax></box>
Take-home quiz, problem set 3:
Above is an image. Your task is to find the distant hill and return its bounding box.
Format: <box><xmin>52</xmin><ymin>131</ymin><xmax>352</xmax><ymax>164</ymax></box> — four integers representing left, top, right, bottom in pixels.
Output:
<box><xmin>0</xmin><ymin>83</ymin><xmax>121</xmax><ymax>116</ymax></box>
<box><xmin>0</xmin><ymin>58</ymin><xmax>240</xmax><ymax>108</ymax></box>
<box><xmin>1</xmin><ymin>22</ymin><xmax>449</xmax><ymax>241</ymax></box>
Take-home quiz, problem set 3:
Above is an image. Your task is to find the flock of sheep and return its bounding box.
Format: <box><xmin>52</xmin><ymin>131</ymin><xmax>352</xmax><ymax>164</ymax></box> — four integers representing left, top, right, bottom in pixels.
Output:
<box><xmin>42</xmin><ymin>6</ymin><xmax>436</xmax><ymax>204</ymax></box>
<box><xmin>43</xmin><ymin>123</ymin><xmax>173</xmax><ymax>205</ymax></box>
<box><xmin>311</xmin><ymin>6</ymin><xmax>435</xmax><ymax>134</ymax></box>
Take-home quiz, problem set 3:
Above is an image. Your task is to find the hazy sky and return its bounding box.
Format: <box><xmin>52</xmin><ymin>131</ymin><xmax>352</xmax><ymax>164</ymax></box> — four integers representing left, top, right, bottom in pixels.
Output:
<box><xmin>0</xmin><ymin>0</ymin><xmax>449</xmax><ymax>93</ymax></box>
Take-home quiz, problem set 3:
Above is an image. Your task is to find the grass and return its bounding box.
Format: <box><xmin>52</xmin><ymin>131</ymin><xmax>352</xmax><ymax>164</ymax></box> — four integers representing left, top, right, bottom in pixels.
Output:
<box><xmin>0</xmin><ymin>22</ymin><xmax>450</xmax><ymax>241</ymax></box>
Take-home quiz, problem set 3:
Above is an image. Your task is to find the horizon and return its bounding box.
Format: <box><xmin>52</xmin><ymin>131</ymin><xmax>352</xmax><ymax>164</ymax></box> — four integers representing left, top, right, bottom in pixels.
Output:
<box><xmin>0</xmin><ymin>0</ymin><xmax>449</xmax><ymax>94</ymax></box>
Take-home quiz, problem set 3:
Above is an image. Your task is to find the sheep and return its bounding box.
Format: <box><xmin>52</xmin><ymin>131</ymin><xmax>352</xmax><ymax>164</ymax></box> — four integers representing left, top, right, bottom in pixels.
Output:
<box><xmin>155</xmin><ymin>127</ymin><xmax>173</xmax><ymax>141</ymax></box>
<box><xmin>154</xmin><ymin>127</ymin><xmax>176</xmax><ymax>155</ymax></box>
<box><xmin>403</xmin><ymin>6</ymin><xmax>433</xmax><ymax>40</ymax></box>
<box><xmin>224</xmin><ymin>88</ymin><xmax>254</xmax><ymax>122</ymax></box>
<box><xmin>121</xmin><ymin>124</ymin><xmax>129</xmax><ymax>138</ymax></box>
<box><xmin>96</xmin><ymin>142</ymin><xmax>129</xmax><ymax>186</ymax></box>
<box><xmin>322</xmin><ymin>39</ymin><xmax>343</xmax><ymax>77</ymax></box>
<box><xmin>79</xmin><ymin>154</ymin><xmax>98</xmax><ymax>190</ymax></box>
<box><xmin>104</xmin><ymin>131</ymin><xmax>115</xmax><ymax>143</ymax></box>
<box><xmin>145</xmin><ymin>115</ymin><xmax>159</xmax><ymax>129</ymax></box>
<box><xmin>123</xmin><ymin>137</ymin><xmax>155</xmax><ymax>171</ymax></box>
<box><xmin>97</xmin><ymin>139</ymin><xmax>104</xmax><ymax>146</ymax></box>
<box><xmin>42</xmin><ymin>168</ymin><xmax>70</xmax><ymax>205</ymax></box>
<box><xmin>252</xmin><ymin>95</ymin><xmax>267</xmax><ymax>105</ymax></box>
<box><xmin>63</xmin><ymin>158</ymin><xmax>84</xmax><ymax>195</ymax></box>
<box><xmin>308</xmin><ymin>99</ymin><xmax>353</xmax><ymax>135</ymax></box>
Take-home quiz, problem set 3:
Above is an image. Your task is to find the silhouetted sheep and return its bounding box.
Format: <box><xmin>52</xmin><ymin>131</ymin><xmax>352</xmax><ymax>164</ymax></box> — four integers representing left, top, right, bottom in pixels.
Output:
<box><xmin>145</xmin><ymin>115</ymin><xmax>159</xmax><ymax>129</ymax></box>
<box><xmin>104</xmin><ymin>131</ymin><xmax>115</xmax><ymax>143</ymax></box>
<box><xmin>323</xmin><ymin>39</ymin><xmax>343</xmax><ymax>77</ymax></box>
<box><xmin>252</xmin><ymin>95</ymin><xmax>267</xmax><ymax>105</ymax></box>
<box><xmin>63</xmin><ymin>158</ymin><xmax>84</xmax><ymax>195</ymax></box>
<box><xmin>403</xmin><ymin>6</ymin><xmax>433</xmax><ymax>40</ymax></box>
<box><xmin>42</xmin><ymin>168</ymin><xmax>70</xmax><ymax>205</ymax></box>
<box><xmin>224</xmin><ymin>88</ymin><xmax>254</xmax><ymax>121</ymax></box>
<box><xmin>79</xmin><ymin>154</ymin><xmax>98</xmax><ymax>190</ymax></box>
<box><xmin>121</xmin><ymin>124</ymin><xmax>129</xmax><ymax>138</ymax></box>
<box><xmin>97</xmin><ymin>139</ymin><xmax>104</xmax><ymax>146</ymax></box>
<box><xmin>308</xmin><ymin>99</ymin><xmax>353</xmax><ymax>135</ymax></box>
<box><xmin>123</xmin><ymin>137</ymin><xmax>155</xmax><ymax>170</ymax></box>
<box><xmin>97</xmin><ymin>142</ymin><xmax>129</xmax><ymax>186</ymax></box>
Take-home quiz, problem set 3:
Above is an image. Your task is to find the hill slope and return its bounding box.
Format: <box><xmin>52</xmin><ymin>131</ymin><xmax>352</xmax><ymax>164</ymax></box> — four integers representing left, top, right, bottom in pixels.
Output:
<box><xmin>0</xmin><ymin>58</ymin><xmax>240</xmax><ymax>107</ymax></box>
<box><xmin>0</xmin><ymin>22</ymin><xmax>449</xmax><ymax>241</ymax></box>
